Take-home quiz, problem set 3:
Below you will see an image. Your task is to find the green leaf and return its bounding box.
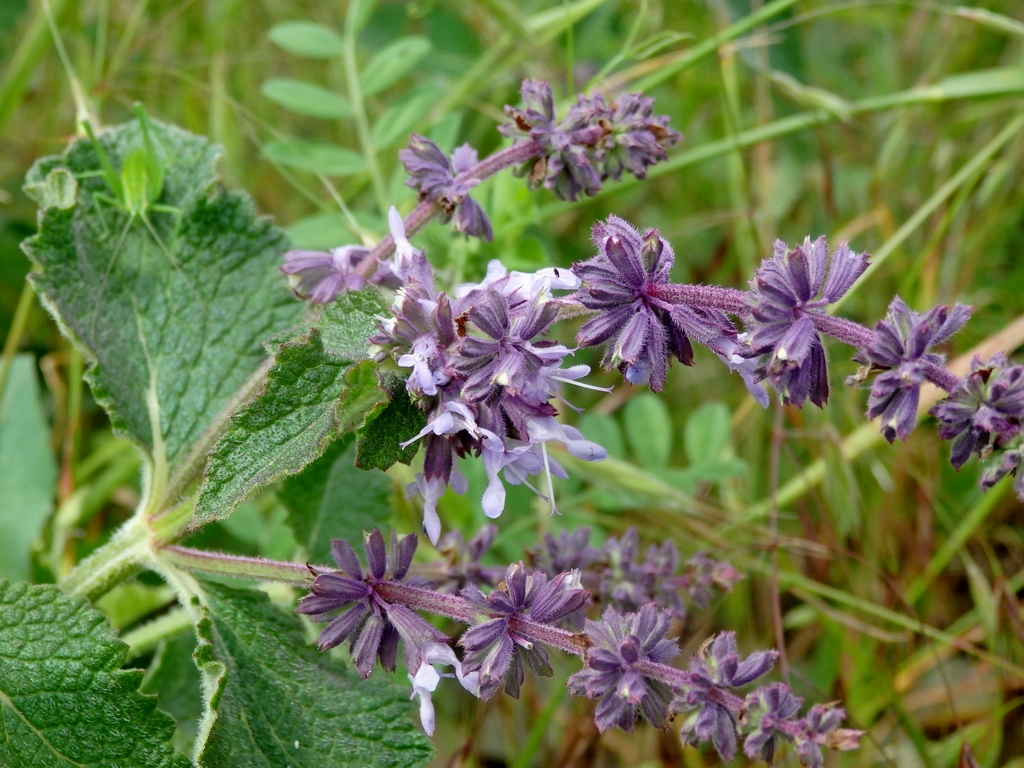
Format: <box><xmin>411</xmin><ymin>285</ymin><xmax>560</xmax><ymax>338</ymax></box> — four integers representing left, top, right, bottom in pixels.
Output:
<box><xmin>683</xmin><ymin>402</ymin><xmax>731</xmax><ymax>465</ymax></box>
<box><xmin>371</xmin><ymin>85</ymin><xmax>442</xmax><ymax>149</ymax></box>
<box><xmin>260</xmin><ymin>79</ymin><xmax>354</xmax><ymax>119</ymax></box>
<box><xmin>280</xmin><ymin>438</ymin><xmax>393</xmax><ymax>564</ymax></box>
<box><xmin>262</xmin><ymin>140</ymin><xmax>366</xmax><ymax>176</ymax></box>
<box><xmin>318</xmin><ymin>287</ymin><xmax>388</xmax><ymax>358</ymax></box>
<box><xmin>623</xmin><ymin>393</ymin><xmax>673</xmax><ymax>469</ymax></box>
<box><xmin>192</xmin><ymin>330</ymin><xmax>350</xmax><ymax>527</ymax></box>
<box><xmin>22</xmin><ymin>118</ymin><xmax>304</xmax><ymax>512</ymax></box>
<box><xmin>140</xmin><ymin>631</ymin><xmax>204</xmax><ymax>757</ymax></box>
<box><xmin>355</xmin><ymin>371</ymin><xmax>426</xmax><ymax>471</ymax></box>
<box><xmin>360</xmin><ymin>37</ymin><xmax>433</xmax><ymax>96</ymax></box>
<box><xmin>285</xmin><ymin>212</ymin><xmax>353</xmax><ymax>250</ymax></box>
<box><xmin>0</xmin><ymin>580</ymin><xmax>186</xmax><ymax>767</ymax></box>
<box><xmin>193</xmin><ymin>580</ymin><xmax>432</xmax><ymax>767</ymax></box>
<box><xmin>0</xmin><ymin>355</ymin><xmax>56</xmax><ymax>581</ymax></box>
<box><xmin>192</xmin><ymin>289</ymin><xmax>388</xmax><ymax>527</ymax></box>
<box><xmin>267</xmin><ymin>21</ymin><xmax>345</xmax><ymax>58</ymax></box>
<box><xmin>346</xmin><ymin>0</ymin><xmax>377</xmax><ymax>35</ymax></box>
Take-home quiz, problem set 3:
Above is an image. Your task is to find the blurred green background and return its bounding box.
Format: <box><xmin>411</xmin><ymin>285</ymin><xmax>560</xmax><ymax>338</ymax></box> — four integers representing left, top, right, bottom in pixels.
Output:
<box><xmin>2</xmin><ymin>0</ymin><xmax>1024</xmax><ymax>766</ymax></box>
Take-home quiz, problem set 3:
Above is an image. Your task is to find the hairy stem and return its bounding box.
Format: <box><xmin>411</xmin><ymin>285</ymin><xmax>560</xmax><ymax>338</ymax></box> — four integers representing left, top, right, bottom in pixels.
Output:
<box><xmin>809</xmin><ymin>313</ymin><xmax>875</xmax><ymax>350</ymax></box>
<box><xmin>374</xmin><ymin>582</ymin><xmax>473</xmax><ymax>623</ymax></box>
<box><xmin>509</xmin><ymin>616</ymin><xmax>590</xmax><ymax>657</ymax></box>
<box><xmin>157</xmin><ymin>545</ymin><xmax>322</xmax><ymax>586</ymax></box>
<box><xmin>648</xmin><ymin>283</ymin><xmax>750</xmax><ymax>315</ymax></box>
<box><xmin>922</xmin><ymin>359</ymin><xmax>965</xmax><ymax>393</ymax></box>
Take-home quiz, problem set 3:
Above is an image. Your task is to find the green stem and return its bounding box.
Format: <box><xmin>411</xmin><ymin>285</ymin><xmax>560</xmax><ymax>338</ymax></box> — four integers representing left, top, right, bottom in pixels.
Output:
<box><xmin>0</xmin><ymin>281</ymin><xmax>35</xmax><ymax>402</ymax></box>
<box><xmin>60</xmin><ymin>510</ymin><xmax>150</xmax><ymax>601</ymax></box>
<box><xmin>158</xmin><ymin>545</ymin><xmax>320</xmax><ymax>586</ymax></box>
<box><xmin>343</xmin><ymin>2</ymin><xmax>388</xmax><ymax>216</ymax></box>
<box><xmin>123</xmin><ymin>607</ymin><xmax>193</xmax><ymax>660</ymax></box>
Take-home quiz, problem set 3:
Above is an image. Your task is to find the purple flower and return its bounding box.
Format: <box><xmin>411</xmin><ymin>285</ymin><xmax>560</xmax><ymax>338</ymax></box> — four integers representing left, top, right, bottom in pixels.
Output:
<box><xmin>574</xmin><ymin>216</ymin><xmax>739</xmax><ymax>391</ymax></box>
<box><xmin>296</xmin><ymin>530</ymin><xmax>447</xmax><ymax>678</ymax></box>
<box><xmin>567</xmin><ymin>604</ymin><xmax>678</xmax><ymax>732</ymax></box>
<box><xmin>599</xmin><ymin>528</ymin><xmax>690</xmax><ymax>618</ymax></box>
<box><xmin>399</xmin><ymin>135</ymin><xmax>493</xmax><ymax>241</ymax></box>
<box><xmin>675</xmin><ymin>632</ymin><xmax>778</xmax><ymax>762</ymax></box>
<box><xmin>979</xmin><ymin>433</ymin><xmax>1024</xmax><ymax>499</ymax></box>
<box><xmin>565</xmin><ymin>91</ymin><xmax>681</xmax><ymax>181</ymax></box>
<box><xmin>500</xmin><ymin>79</ymin><xmax>602</xmax><ymax>202</ymax></box>
<box><xmin>793</xmin><ymin>704</ymin><xmax>851</xmax><ymax>768</ymax></box>
<box><xmin>742</xmin><ymin>683</ymin><xmax>803</xmax><ymax>763</ymax></box>
<box><xmin>451</xmin><ymin>286</ymin><xmax>560</xmax><ymax>401</ymax></box>
<box><xmin>852</xmin><ymin>296</ymin><xmax>971</xmax><ymax>442</ymax></box>
<box><xmin>280</xmin><ymin>244</ymin><xmax>370</xmax><ymax>303</ymax></box>
<box><xmin>744</xmin><ymin>237</ymin><xmax>869</xmax><ymax>407</ymax></box>
<box><xmin>460</xmin><ymin>564</ymin><xmax>588</xmax><ymax>699</ymax></box>
<box><xmin>682</xmin><ymin>552</ymin><xmax>743</xmax><ymax>610</ymax></box>
<box><xmin>930</xmin><ymin>353</ymin><xmax>1024</xmax><ymax>468</ymax></box>
<box><xmin>535</xmin><ymin>528</ymin><xmax>600</xmax><ymax>577</ymax></box>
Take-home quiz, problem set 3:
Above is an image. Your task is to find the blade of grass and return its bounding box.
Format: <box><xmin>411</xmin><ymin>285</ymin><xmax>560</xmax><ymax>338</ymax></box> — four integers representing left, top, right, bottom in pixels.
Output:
<box><xmin>631</xmin><ymin>0</ymin><xmax>803</xmax><ymax>93</ymax></box>
<box><xmin>903</xmin><ymin>482</ymin><xmax>1009</xmax><ymax>607</ymax></box>
<box><xmin>343</xmin><ymin>1</ymin><xmax>388</xmax><ymax>216</ymax></box>
<box><xmin>532</xmin><ymin>67</ymin><xmax>1024</xmax><ymax>225</ymax></box>
<box><xmin>0</xmin><ymin>0</ymin><xmax>68</xmax><ymax>132</ymax></box>
<box><xmin>832</xmin><ymin>111</ymin><xmax>1024</xmax><ymax>311</ymax></box>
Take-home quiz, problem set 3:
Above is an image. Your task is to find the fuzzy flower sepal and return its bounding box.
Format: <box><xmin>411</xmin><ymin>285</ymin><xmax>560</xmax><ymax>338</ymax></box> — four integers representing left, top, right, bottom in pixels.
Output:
<box><xmin>459</xmin><ymin>563</ymin><xmax>588</xmax><ymax>699</ymax></box>
<box><xmin>567</xmin><ymin>604</ymin><xmax>678</xmax><ymax>732</ymax></box>
<box><xmin>744</xmin><ymin>237</ymin><xmax>868</xmax><ymax>407</ymax></box>
<box><xmin>296</xmin><ymin>530</ymin><xmax>446</xmax><ymax>678</ymax></box>
<box><xmin>675</xmin><ymin>632</ymin><xmax>778</xmax><ymax>762</ymax></box>
<box><xmin>399</xmin><ymin>135</ymin><xmax>493</xmax><ymax>240</ymax></box>
<box><xmin>851</xmin><ymin>296</ymin><xmax>970</xmax><ymax>442</ymax></box>
<box><xmin>574</xmin><ymin>216</ymin><xmax>739</xmax><ymax>391</ymax></box>
<box><xmin>930</xmin><ymin>352</ymin><xmax>1024</xmax><ymax>468</ymax></box>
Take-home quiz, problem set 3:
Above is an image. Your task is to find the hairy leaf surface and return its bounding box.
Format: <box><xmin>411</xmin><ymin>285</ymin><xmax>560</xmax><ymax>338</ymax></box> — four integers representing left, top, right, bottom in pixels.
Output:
<box><xmin>22</xmin><ymin>118</ymin><xmax>304</xmax><ymax>506</ymax></box>
<box><xmin>0</xmin><ymin>580</ymin><xmax>185</xmax><ymax>768</ymax></box>
<box><xmin>192</xmin><ymin>289</ymin><xmax>388</xmax><ymax>527</ymax></box>
<box><xmin>193</xmin><ymin>581</ymin><xmax>432</xmax><ymax>768</ymax></box>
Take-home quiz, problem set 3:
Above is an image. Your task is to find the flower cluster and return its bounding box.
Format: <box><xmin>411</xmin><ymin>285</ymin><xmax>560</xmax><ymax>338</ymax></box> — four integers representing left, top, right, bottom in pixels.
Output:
<box><xmin>930</xmin><ymin>352</ymin><xmax>1024</xmax><ymax>494</ymax></box>
<box><xmin>572</xmin><ymin>215</ymin><xmax>750</xmax><ymax>392</ymax></box>
<box><xmin>371</xmin><ymin>211</ymin><xmax>606</xmax><ymax>543</ymax></box>
<box><xmin>743</xmin><ymin>237</ymin><xmax>869</xmax><ymax>407</ymax></box>
<box><xmin>852</xmin><ymin>296</ymin><xmax>971</xmax><ymax>441</ymax></box>
<box><xmin>500</xmin><ymin>79</ymin><xmax>681</xmax><ymax>201</ymax></box>
<box><xmin>399</xmin><ymin>135</ymin><xmax>492</xmax><ymax>240</ymax></box>
<box><xmin>299</xmin><ymin>527</ymin><xmax>863</xmax><ymax>766</ymax></box>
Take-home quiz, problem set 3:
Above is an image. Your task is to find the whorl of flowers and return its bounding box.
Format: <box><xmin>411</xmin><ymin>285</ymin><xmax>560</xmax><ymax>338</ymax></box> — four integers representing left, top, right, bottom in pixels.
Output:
<box><xmin>399</xmin><ymin>135</ymin><xmax>493</xmax><ymax>241</ymax></box>
<box><xmin>500</xmin><ymin>79</ymin><xmax>681</xmax><ymax>201</ymax></box>
<box><xmin>296</xmin><ymin>529</ymin><xmax>445</xmax><ymax>678</ymax></box>
<box><xmin>297</xmin><ymin>527</ymin><xmax>863</xmax><ymax>765</ymax></box>
<box><xmin>573</xmin><ymin>215</ymin><xmax>741</xmax><ymax>392</ymax></box>
<box><xmin>567</xmin><ymin>604</ymin><xmax>678</xmax><ymax>732</ymax></box>
<box><xmin>744</xmin><ymin>237</ymin><xmax>869</xmax><ymax>407</ymax></box>
<box><xmin>852</xmin><ymin>296</ymin><xmax>970</xmax><ymax>442</ymax></box>
<box><xmin>460</xmin><ymin>563</ymin><xmax>588</xmax><ymax>699</ymax></box>
<box><xmin>369</xmin><ymin>210</ymin><xmax>606</xmax><ymax>544</ymax></box>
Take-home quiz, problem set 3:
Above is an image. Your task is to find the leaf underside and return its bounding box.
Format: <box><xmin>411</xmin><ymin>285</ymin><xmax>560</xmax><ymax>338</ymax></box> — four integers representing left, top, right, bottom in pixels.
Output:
<box><xmin>22</xmin><ymin>118</ymin><xmax>305</xmax><ymax>481</ymax></box>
